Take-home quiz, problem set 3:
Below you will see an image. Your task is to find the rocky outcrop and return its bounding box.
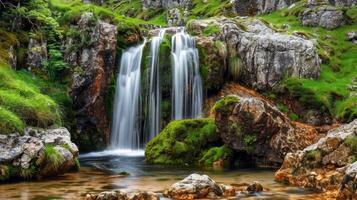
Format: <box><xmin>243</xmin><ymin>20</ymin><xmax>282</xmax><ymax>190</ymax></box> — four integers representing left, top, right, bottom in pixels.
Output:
<box><xmin>231</xmin><ymin>0</ymin><xmax>297</xmax><ymax>15</ymax></box>
<box><xmin>85</xmin><ymin>191</ymin><xmax>160</xmax><ymax>200</ymax></box>
<box><xmin>26</xmin><ymin>37</ymin><xmax>47</xmax><ymax>70</ymax></box>
<box><xmin>142</xmin><ymin>0</ymin><xmax>191</xmax><ymax>9</ymax></box>
<box><xmin>8</xmin><ymin>45</ymin><xmax>17</xmax><ymax>69</ymax></box>
<box><xmin>214</xmin><ymin>94</ymin><xmax>319</xmax><ymax>168</ymax></box>
<box><xmin>275</xmin><ymin>120</ymin><xmax>356</xmax><ymax>198</ymax></box>
<box><xmin>0</xmin><ymin>127</ymin><xmax>79</xmax><ymax>181</ymax></box>
<box><xmin>188</xmin><ymin>17</ymin><xmax>320</xmax><ymax>90</ymax></box>
<box><xmin>308</xmin><ymin>0</ymin><xmax>356</xmax><ymax>7</ymax></box>
<box><xmin>66</xmin><ymin>12</ymin><xmax>118</xmax><ymax>151</ymax></box>
<box><xmin>300</xmin><ymin>6</ymin><xmax>347</xmax><ymax>29</ymax></box>
<box><xmin>164</xmin><ymin>174</ymin><xmax>224</xmax><ymax>199</ymax></box>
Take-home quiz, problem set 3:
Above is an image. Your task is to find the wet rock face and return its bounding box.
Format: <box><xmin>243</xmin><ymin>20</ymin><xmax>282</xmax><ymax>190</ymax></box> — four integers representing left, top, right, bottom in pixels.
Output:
<box><xmin>187</xmin><ymin>17</ymin><xmax>320</xmax><ymax>91</ymax></box>
<box><xmin>66</xmin><ymin>12</ymin><xmax>118</xmax><ymax>150</ymax></box>
<box><xmin>0</xmin><ymin>128</ymin><xmax>79</xmax><ymax>181</ymax></box>
<box><xmin>214</xmin><ymin>95</ymin><xmax>319</xmax><ymax>168</ymax></box>
<box><xmin>231</xmin><ymin>0</ymin><xmax>297</xmax><ymax>15</ymax></box>
<box><xmin>300</xmin><ymin>6</ymin><xmax>346</xmax><ymax>29</ymax></box>
<box><xmin>275</xmin><ymin>119</ymin><xmax>357</xmax><ymax>197</ymax></box>
<box><xmin>26</xmin><ymin>37</ymin><xmax>47</xmax><ymax>70</ymax></box>
<box><xmin>164</xmin><ymin>174</ymin><xmax>224</xmax><ymax>199</ymax></box>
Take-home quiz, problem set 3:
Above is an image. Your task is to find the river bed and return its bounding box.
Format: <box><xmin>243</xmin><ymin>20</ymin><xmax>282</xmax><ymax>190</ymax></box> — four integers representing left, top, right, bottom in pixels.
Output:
<box><xmin>0</xmin><ymin>150</ymin><xmax>327</xmax><ymax>200</ymax></box>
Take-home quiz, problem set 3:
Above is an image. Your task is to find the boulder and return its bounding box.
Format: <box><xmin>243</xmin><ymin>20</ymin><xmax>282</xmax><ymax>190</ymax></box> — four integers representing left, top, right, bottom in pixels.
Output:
<box><xmin>163</xmin><ymin>174</ymin><xmax>223</xmax><ymax>199</ymax></box>
<box><xmin>246</xmin><ymin>181</ymin><xmax>264</xmax><ymax>194</ymax></box>
<box><xmin>66</xmin><ymin>12</ymin><xmax>118</xmax><ymax>151</ymax></box>
<box><xmin>300</xmin><ymin>6</ymin><xmax>347</xmax><ymax>29</ymax></box>
<box><xmin>0</xmin><ymin>127</ymin><xmax>79</xmax><ymax>181</ymax></box>
<box><xmin>337</xmin><ymin>162</ymin><xmax>357</xmax><ymax>200</ymax></box>
<box><xmin>275</xmin><ymin>119</ymin><xmax>357</xmax><ymax>195</ymax></box>
<box><xmin>308</xmin><ymin>0</ymin><xmax>356</xmax><ymax>7</ymax></box>
<box><xmin>187</xmin><ymin>17</ymin><xmax>320</xmax><ymax>90</ymax></box>
<box><xmin>231</xmin><ymin>0</ymin><xmax>297</xmax><ymax>15</ymax></box>
<box><xmin>214</xmin><ymin>94</ymin><xmax>319</xmax><ymax>168</ymax></box>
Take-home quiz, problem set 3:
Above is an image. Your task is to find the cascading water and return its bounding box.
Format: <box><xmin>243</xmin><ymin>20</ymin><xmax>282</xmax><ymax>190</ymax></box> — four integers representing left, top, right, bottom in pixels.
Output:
<box><xmin>171</xmin><ymin>28</ymin><xmax>203</xmax><ymax>119</ymax></box>
<box><xmin>147</xmin><ymin>29</ymin><xmax>166</xmax><ymax>142</ymax></box>
<box><xmin>110</xmin><ymin>41</ymin><xmax>146</xmax><ymax>149</ymax></box>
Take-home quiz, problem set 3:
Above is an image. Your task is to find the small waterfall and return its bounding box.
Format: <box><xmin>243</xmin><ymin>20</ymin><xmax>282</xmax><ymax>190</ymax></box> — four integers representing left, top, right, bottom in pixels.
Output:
<box><xmin>147</xmin><ymin>29</ymin><xmax>166</xmax><ymax>142</ymax></box>
<box><xmin>171</xmin><ymin>28</ymin><xmax>203</xmax><ymax>119</ymax></box>
<box><xmin>111</xmin><ymin>41</ymin><xmax>146</xmax><ymax>149</ymax></box>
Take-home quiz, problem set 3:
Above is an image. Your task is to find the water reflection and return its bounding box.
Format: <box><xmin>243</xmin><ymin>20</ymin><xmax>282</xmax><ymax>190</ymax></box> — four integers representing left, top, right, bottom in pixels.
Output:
<box><xmin>0</xmin><ymin>152</ymin><xmax>326</xmax><ymax>200</ymax></box>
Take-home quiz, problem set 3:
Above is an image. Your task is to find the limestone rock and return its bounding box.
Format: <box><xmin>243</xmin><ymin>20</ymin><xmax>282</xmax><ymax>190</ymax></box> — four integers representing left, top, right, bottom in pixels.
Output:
<box><xmin>142</xmin><ymin>0</ymin><xmax>192</xmax><ymax>9</ymax></box>
<box><xmin>214</xmin><ymin>94</ymin><xmax>319</xmax><ymax>168</ymax></box>
<box><xmin>337</xmin><ymin>162</ymin><xmax>357</xmax><ymax>200</ymax></box>
<box><xmin>275</xmin><ymin>119</ymin><xmax>357</xmax><ymax>193</ymax></box>
<box><xmin>67</xmin><ymin>12</ymin><xmax>118</xmax><ymax>150</ymax></box>
<box><xmin>164</xmin><ymin>174</ymin><xmax>223</xmax><ymax>199</ymax></box>
<box><xmin>300</xmin><ymin>6</ymin><xmax>346</xmax><ymax>29</ymax></box>
<box><xmin>231</xmin><ymin>0</ymin><xmax>297</xmax><ymax>15</ymax></box>
<box><xmin>26</xmin><ymin>37</ymin><xmax>47</xmax><ymax>70</ymax></box>
<box><xmin>187</xmin><ymin>17</ymin><xmax>320</xmax><ymax>90</ymax></box>
<box><xmin>0</xmin><ymin>127</ymin><xmax>79</xmax><ymax>181</ymax></box>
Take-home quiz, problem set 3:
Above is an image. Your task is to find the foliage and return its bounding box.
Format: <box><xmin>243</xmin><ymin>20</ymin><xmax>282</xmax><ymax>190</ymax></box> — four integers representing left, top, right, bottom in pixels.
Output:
<box><xmin>145</xmin><ymin>118</ymin><xmax>220</xmax><ymax>165</ymax></box>
<box><xmin>44</xmin><ymin>145</ymin><xmax>62</xmax><ymax>171</ymax></box>
<box><xmin>42</xmin><ymin>45</ymin><xmax>69</xmax><ymax>81</ymax></box>
<box><xmin>344</xmin><ymin>135</ymin><xmax>357</xmax><ymax>153</ymax></box>
<box><xmin>199</xmin><ymin>145</ymin><xmax>232</xmax><ymax>166</ymax></box>
<box><xmin>191</xmin><ymin>0</ymin><xmax>234</xmax><ymax>18</ymax></box>
<box><xmin>19</xmin><ymin>165</ymin><xmax>38</xmax><ymax>180</ymax></box>
<box><xmin>0</xmin><ymin>65</ymin><xmax>62</xmax><ymax>132</ymax></box>
<box><xmin>203</xmin><ymin>24</ymin><xmax>220</xmax><ymax>36</ymax></box>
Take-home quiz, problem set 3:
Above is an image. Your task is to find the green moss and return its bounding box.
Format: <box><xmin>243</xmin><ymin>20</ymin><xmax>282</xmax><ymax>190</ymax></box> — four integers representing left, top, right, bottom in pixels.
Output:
<box><xmin>73</xmin><ymin>158</ymin><xmax>80</xmax><ymax>171</ymax></box>
<box><xmin>243</xmin><ymin>134</ymin><xmax>257</xmax><ymax>153</ymax></box>
<box><xmin>191</xmin><ymin>0</ymin><xmax>234</xmax><ymax>18</ymax></box>
<box><xmin>0</xmin><ymin>65</ymin><xmax>63</xmax><ymax>133</ymax></box>
<box><xmin>44</xmin><ymin>145</ymin><xmax>62</xmax><ymax>171</ymax></box>
<box><xmin>199</xmin><ymin>145</ymin><xmax>232</xmax><ymax>166</ymax></box>
<box><xmin>19</xmin><ymin>165</ymin><xmax>38</xmax><ymax>180</ymax></box>
<box><xmin>213</xmin><ymin>96</ymin><xmax>240</xmax><ymax>114</ymax></box>
<box><xmin>145</xmin><ymin>118</ymin><xmax>219</xmax><ymax>165</ymax></box>
<box><xmin>203</xmin><ymin>25</ymin><xmax>220</xmax><ymax>36</ymax></box>
<box><xmin>306</xmin><ymin>150</ymin><xmax>321</xmax><ymax>161</ymax></box>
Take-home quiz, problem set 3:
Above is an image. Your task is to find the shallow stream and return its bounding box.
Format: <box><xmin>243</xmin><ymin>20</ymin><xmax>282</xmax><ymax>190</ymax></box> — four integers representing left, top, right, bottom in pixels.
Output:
<box><xmin>0</xmin><ymin>150</ymin><xmax>326</xmax><ymax>200</ymax></box>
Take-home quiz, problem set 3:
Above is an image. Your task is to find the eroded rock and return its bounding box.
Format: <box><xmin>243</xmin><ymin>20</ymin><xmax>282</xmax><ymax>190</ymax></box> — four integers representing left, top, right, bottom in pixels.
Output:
<box><xmin>275</xmin><ymin>119</ymin><xmax>356</xmax><ymax>196</ymax></box>
<box><xmin>231</xmin><ymin>0</ymin><xmax>297</xmax><ymax>15</ymax></box>
<box><xmin>66</xmin><ymin>12</ymin><xmax>118</xmax><ymax>150</ymax></box>
<box><xmin>26</xmin><ymin>37</ymin><xmax>47</xmax><ymax>70</ymax></box>
<box><xmin>0</xmin><ymin>127</ymin><xmax>79</xmax><ymax>181</ymax></box>
<box><xmin>85</xmin><ymin>191</ymin><xmax>159</xmax><ymax>200</ymax></box>
<box><xmin>300</xmin><ymin>6</ymin><xmax>346</xmax><ymax>29</ymax></box>
<box><xmin>187</xmin><ymin>17</ymin><xmax>320</xmax><ymax>90</ymax></box>
<box><xmin>214</xmin><ymin>94</ymin><xmax>319</xmax><ymax>168</ymax></box>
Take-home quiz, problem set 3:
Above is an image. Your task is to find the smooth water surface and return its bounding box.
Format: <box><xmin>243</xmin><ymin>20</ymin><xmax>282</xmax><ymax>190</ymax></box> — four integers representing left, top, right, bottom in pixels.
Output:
<box><xmin>0</xmin><ymin>151</ymin><xmax>327</xmax><ymax>200</ymax></box>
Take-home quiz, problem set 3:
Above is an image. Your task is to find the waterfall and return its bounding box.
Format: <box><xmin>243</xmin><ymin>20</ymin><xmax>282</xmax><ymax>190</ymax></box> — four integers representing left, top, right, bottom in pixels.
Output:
<box><xmin>147</xmin><ymin>29</ymin><xmax>166</xmax><ymax>142</ymax></box>
<box><xmin>110</xmin><ymin>41</ymin><xmax>146</xmax><ymax>149</ymax></box>
<box><xmin>171</xmin><ymin>28</ymin><xmax>203</xmax><ymax>119</ymax></box>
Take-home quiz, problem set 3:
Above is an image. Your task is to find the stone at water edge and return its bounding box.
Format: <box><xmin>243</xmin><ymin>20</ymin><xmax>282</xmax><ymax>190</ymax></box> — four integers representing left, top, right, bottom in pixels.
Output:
<box><xmin>163</xmin><ymin>173</ymin><xmax>224</xmax><ymax>199</ymax></box>
<box><xmin>246</xmin><ymin>181</ymin><xmax>264</xmax><ymax>194</ymax></box>
<box><xmin>84</xmin><ymin>191</ymin><xmax>160</xmax><ymax>200</ymax></box>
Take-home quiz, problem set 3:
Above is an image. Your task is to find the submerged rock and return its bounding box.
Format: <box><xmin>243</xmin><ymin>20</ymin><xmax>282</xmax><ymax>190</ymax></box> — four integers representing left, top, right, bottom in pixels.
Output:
<box><xmin>246</xmin><ymin>181</ymin><xmax>264</xmax><ymax>194</ymax></box>
<box><xmin>0</xmin><ymin>127</ymin><xmax>79</xmax><ymax>181</ymax></box>
<box><xmin>275</xmin><ymin>119</ymin><xmax>356</xmax><ymax>197</ymax></box>
<box><xmin>66</xmin><ymin>12</ymin><xmax>118</xmax><ymax>150</ymax></box>
<box><xmin>85</xmin><ymin>191</ymin><xmax>159</xmax><ymax>200</ymax></box>
<box><xmin>187</xmin><ymin>17</ymin><xmax>320</xmax><ymax>90</ymax></box>
<box><xmin>164</xmin><ymin>174</ymin><xmax>223</xmax><ymax>199</ymax></box>
<box><xmin>214</xmin><ymin>94</ymin><xmax>319</xmax><ymax>168</ymax></box>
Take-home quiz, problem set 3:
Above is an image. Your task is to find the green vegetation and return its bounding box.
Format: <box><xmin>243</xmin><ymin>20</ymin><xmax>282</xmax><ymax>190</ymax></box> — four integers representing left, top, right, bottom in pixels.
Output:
<box><xmin>44</xmin><ymin>145</ymin><xmax>62</xmax><ymax>171</ymax></box>
<box><xmin>203</xmin><ymin>24</ymin><xmax>220</xmax><ymax>36</ymax></box>
<box><xmin>191</xmin><ymin>0</ymin><xmax>234</xmax><ymax>18</ymax></box>
<box><xmin>213</xmin><ymin>96</ymin><xmax>240</xmax><ymax>113</ymax></box>
<box><xmin>0</xmin><ymin>65</ymin><xmax>63</xmax><ymax>134</ymax></box>
<box><xmin>306</xmin><ymin>149</ymin><xmax>321</xmax><ymax>161</ymax></box>
<box><xmin>260</xmin><ymin>5</ymin><xmax>357</xmax><ymax>122</ymax></box>
<box><xmin>199</xmin><ymin>145</ymin><xmax>232</xmax><ymax>166</ymax></box>
<box><xmin>145</xmin><ymin>118</ymin><xmax>220</xmax><ymax>165</ymax></box>
<box><xmin>19</xmin><ymin>165</ymin><xmax>38</xmax><ymax>180</ymax></box>
<box><xmin>277</xmin><ymin>103</ymin><xmax>300</xmax><ymax>121</ymax></box>
<box><xmin>344</xmin><ymin>135</ymin><xmax>357</xmax><ymax>153</ymax></box>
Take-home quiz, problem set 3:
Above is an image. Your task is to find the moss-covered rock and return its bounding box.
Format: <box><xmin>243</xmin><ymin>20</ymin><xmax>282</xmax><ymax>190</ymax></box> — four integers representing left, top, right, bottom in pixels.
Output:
<box><xmin>199</xmin><ymin>145</ymin><xmax>233</xmax><ymax>167</ymax></box>
<box><xmin>145</xmin><ymin>118</ymin><xmax>220</xmax><ymax>165</ymax></box>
